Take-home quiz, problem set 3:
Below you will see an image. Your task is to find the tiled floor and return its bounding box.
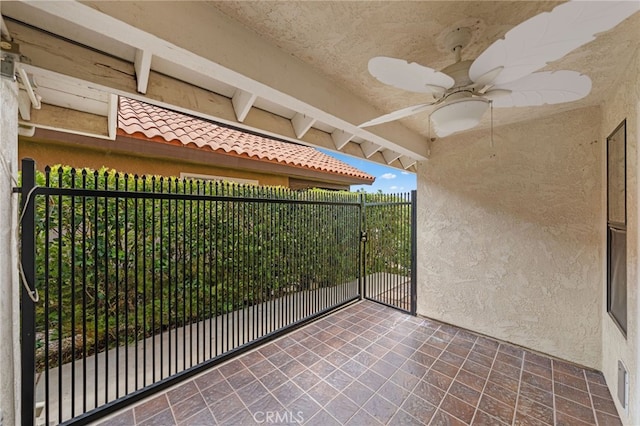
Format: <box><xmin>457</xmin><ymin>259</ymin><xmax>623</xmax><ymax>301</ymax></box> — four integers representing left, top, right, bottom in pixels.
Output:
<box><xmin>100</xmin><ymin>301</ymin><xmax>622</xmax><ymax>425</ymax></box>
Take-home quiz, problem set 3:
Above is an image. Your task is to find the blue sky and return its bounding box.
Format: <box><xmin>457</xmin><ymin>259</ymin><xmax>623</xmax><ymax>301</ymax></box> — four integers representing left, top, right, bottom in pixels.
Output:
<box><xmin>320</xmin><ymin>149</ymin><xmax>416</xmax><ymax>194</ymax></box>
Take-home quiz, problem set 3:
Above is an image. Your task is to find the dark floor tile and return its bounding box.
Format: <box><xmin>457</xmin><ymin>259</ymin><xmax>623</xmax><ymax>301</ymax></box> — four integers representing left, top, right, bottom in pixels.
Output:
<box><xmin>401</xmin><ymin>393</ymin><xmax>437</xmax><ymax>422</ymax></box>
<box><xmin>272</xmin><ymin>381</ymin><xmax>305</xmax><ymax>407</ymax></box>
<box><xmin>382</xmin><ymin>350</ymin><xmax>406</xmax><ymax>368</ymax></box>
<box><xmin>513</xmin><ymin>411</ymin><xmax>550</xmax><ymax>426</ymax></box>
<box><xmin>584</xmin><ymin>369</ymin><xmax>607</xmax><ymax>386</ymax></box>
<box><xmin>194</xmin><ymin>369</ymin><xmax>225</xmax><ymax>392</ymax></box>
<box><xmin>595</xmin><ymin>410</ymin><xmax>624</xmax><ymax>426</ymax></box>
<box><xmin>554</xmin><ymin>371</ymin><xmax>588</xmax><ymax>392</ymax></box>
<box><xmin>177</xmin><ymin>407</ymin><xmax>215</xmax><ymax>426</ymax></box>
<box><xmin>487</xmin><ymin>370</ymin><xmax>519</xmax><ymax>393</ymax></box>
<box><xmin>247</xmin><ymin>393</ymin><xmax>285</xmax><ymax>415</ymax></box>
<box><xmin>478</xmin><ymin>394</ymin><xmax>514</xmax><ymax>425</ymax></box>
<box><xmin>592</xmin><ymin>394</ymin><xmax>618</xmax><ymax>416</ymax></box>
<box><xmin>462</xmin><ymin>358</ymin><xmax>491</xmax><ymax>379</ymax></box>
<box><xmin>472</xmin><ymin>345</ymin><xmax>497</xmax><ymax>360</ymax></box>
<box><xmin>308</xmin><ymin>380</ymin><xmax>339</xmax><ymax>406</ymax></box>
<box><xmin>286</xmin><ymin>343</ymin><xmax>308</xmax><ymax>359</ymax></box>
<box><xmin>496</xmin><ymin>352</ymin><xmax>522</xmax><ymax>369</ymax></box>
<box><xmin>554</xmin><ymin>382</ymin><xmax>591</xmax><ymax>407</ymax></box>
<box><xmin>306</xmin><ymin>409</ymin><xmax>341</xmax><ymax>426</ymax></box>
<box><xmin>172</xmin><ymin>393</ymin><xmax>207</xmax><ymax>424</ymax></box>
<box><xmin>134</xmin><ymin>394</ymin><xmax>169</xmax><ymax>423</ymax></box>
<box><xmin>467</xmin><ymin>347</ymin><xmax>493</xmax><ymax>368</ymax></box>
<box><xmin>432</xmin><ymin>359</ymin><xmax>460</xmax><ymax>378</ymax></box>
<box><xmin>236</xmin><ymin>380</ymin><xmax>269</xmax><ymax>406</ymax></box>
<box><xmin>259</xmin><ymin>368</ymin><xmax>288</xmax><ymax>390</ymax></box>
<box><xmin>448</xmin><ymin>342</ymin><xmax>472</xmax><ymax>358</ymax></box>
<box><xmin>499</xmin><ymin>344</ymin><xmax>524</xmax><ymax>359</ymax></box>
<box><xmin>389</xmin><ymin>408</ymin><xmax>423</xmax><ymax>425</ymax></box>
<box><xmin>588</xmin><ymin>382</ymin><xmax>614</xmax><ymax>400</ymax></box>
<box><xmin>440</xmin><ymin>394</ymin><xmax>475</xmax><ymax>423</ymax></box>
<box><xmin>269</xmin><ymin>350</ymin><xmax>295</xmax><ymax>367</ymax></box>
<box><xmin>439</xmin><ymin>351</ymin><xmax>465</xmax><ymax>368</ymax></box>
<box><xmin>449</xmin><ymin>380</ymin><xmax>481</xmax><ymax>406</ymax></box>
<box><xmin>342</xmin><ymin>381</ymin><xmax>375</xmax><ymax>406</ymax></box>
<box><xmin>227</xmin><ymin>369</ymin><xmax>257</xmax><ymax>391</ymax></box>
<box><xmin>167</xmin><ymin>381</ymin><xmax>199</xmax><ymax>406</ymax></box>
<box><xmin>138</xmin><ymin>408</ymin><xmax>176</xmax><ymax>426</ymax></box>
<box><xmin>325</xmin><ymin>393</ymin><xmax>360</xmax><ymax>423</ymax></box>
<box><xmin>292</xmin><ymin>369</ymin><xmax>322</xmax><ymax>391</ymax></box>
<box><xmin>484</xmin><ymin>380</ymin><xmax>518</xmax><ymax>407</ymax></box>
<box><xmin>472</xmin><ymin>409</ymin><xmax>509</xmax><ymax>425</ymax></box>
<box><xmin>308</xmin><ymin>359</ymin><xmax>336</xmax><ymax>377</ymax></box>
<box><xmin>341</xmin><ymin>359</ymin><xmax>368</xmax><ymax>379</ymax></box>
<box><xmin>240</xmin><ymin>349</ymin><xmax>267</xmax><ymax>367</ymax></box>
<box><xmin>524</xmin><ymin>352</ymin><xmax>551</xmax><ymax>369</ymax></box>
<box><xmin>362</xmin><ymin>393</ymin><xmax>398</xmax><ymax>424</ymax></box>
<box><xmin>296</xmin><ymin>350</ymin><xmax>321</xmax><ymax>368</ymax></box>
<box><xmin>370</xmin><ymin>359</ymin><xmax>397</xmax><ymax>379</ymax></box>
<box><xmin>518</xmin><ymin>382</ymin><xmax>552</xmax><ymax>408</ymax></box>
<box><xmin>358</xmin><ymin>369</ymin><xmax>387</xmax><ymax>391</ymax></box>
<box><xmin>224</xmin><ymin>408</ymin><xmax>257</xmax><ymax>425</ymax></box>
<box><xmin>516</xmin><ymin>395</ymin><xmax>553</xmax><ymax>424</ymax></box>
<box><xmin>288</xmin><ymin>393</ymin><xmax>321</xmax><ymax>420</ymax></box>
<box><xmin>456</xmin><ymin>369</ymin><xmax>486</xmax><ymax>392</ymax></box>
<box><xmin>555</xmin><ymin>410</ymin><xmax>595</xmax><ymax>426</ymax></box>
<box><xmin>210</xmin><ymin>393</ymin><xmax>246</xmax><ymax>423</ymax></box>
<box><xmin>553</xmin><ymin>359</ymin><xmax>585</xmax><ymax>379</ymax></box>
<box><xmin>345</xmin><ymin>409</ymin><xmax>382</xmax><ymax>425</ymax></box>
<box><xmin>400</xmin><ymin>358</ymin><xmax>429</xmax><ymax>378</ymax></box>
<box><xmin>218</xmin><ymin>359</ymin><xmax>245</xmax><ymax>378</ymax></box>
<box><xmin>413</xmin><ymin>380</ymin><xmax>446</xmax><ymax>406</ymax></box>
<box><xmin>430</xmin><ymin>409</ymin><xmax>467</xmax><ymax>426</ymax></box>
<box><xmin>247</xmin><ymin>359</ymin><xmax>278</xmax><ymax>379</ymax></box>
<box><xmin>555</xmin><ymin>396</ymin><xmax>595</xmax><ymax>424</ymax></box>
<box><xmin>378</xmin><ymin>380</ymin><xmax>410</xmax><ymax>406</ymax></box>
<box><xmin>521</xmin><ymin>371</ymin><xmax>552</xmax><ymax>393</ymax></box>
<box><xmin>325</xmin><ymin>368</ymin><xmax>355</xmax><ymax>391</ymax></box>
<box><xmin>280</xmin><ymin>359</ymin><xmax>306</xmax><ymax>378</ymax></box>
<box><xmin>492</xmin><ymin>360</ymin><xmax>522</xmax><ymax>380</ymax></box>
<box><xmin>98</xmin><ymin>409</ymin><xmax>134</xmax><ymax>426</ymax></box>
<box><xmin>475</xmin><ymin>336</ymin><xmax>499</xmax><ymax>350</ymax></box>
<box><xmin>523</xmin><ymin>361</ymin><xmax>552</xmax><ymax>381</ymax></box>
<box><xmin>420</xmin><ymin>343</ymin><xmax>444</xmax><ymax>358</ymax></box>
<box><xmin>200</xmin><ymin>380</ymin><xmax>234</xmax><ymax>406</ymax></box>
<box><xmin>423</xmin><ymin>369</ymin><xmax>453</xmax><ymax>391</ymax></box>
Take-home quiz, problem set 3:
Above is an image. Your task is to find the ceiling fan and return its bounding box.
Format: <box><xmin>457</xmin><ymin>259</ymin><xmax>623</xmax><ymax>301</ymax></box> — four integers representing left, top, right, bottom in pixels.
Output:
<box><xmin>359</xmin><ymin>1</ymin><xmax>639</xmax><ymax>138</ymax></box>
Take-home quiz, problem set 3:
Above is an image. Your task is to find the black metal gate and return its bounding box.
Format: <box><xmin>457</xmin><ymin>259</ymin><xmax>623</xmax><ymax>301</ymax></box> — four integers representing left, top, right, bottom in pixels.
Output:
<box><xmin>19</xmin><ymin>158</ymin><xmax>416</xmax><ymax>425</ymax></box>
<box><xmin>362</xmin><ymin>191</ymin><xmax>417</xmax><ymax>314</ymax></box>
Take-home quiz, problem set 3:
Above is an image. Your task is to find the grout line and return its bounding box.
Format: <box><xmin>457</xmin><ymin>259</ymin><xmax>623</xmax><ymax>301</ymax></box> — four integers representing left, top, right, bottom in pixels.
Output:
<box><xmin>551</xmin><ymin>360</ymin><xmax>557</xmax><ymax>426</ymax></box>
<box><xmin>584</xmin><ymin>369</ymin><xmax>599</xmax><ymax>426</ymax></box>
<box><xmin>469</xmin><ymin>339</ymin><xmax>501</xmax><ymax>425</ymax></box>
<box><xmin>510</xmin><ymin>351</ymin><xmax>525</xmax><ymax>425</ymax></box>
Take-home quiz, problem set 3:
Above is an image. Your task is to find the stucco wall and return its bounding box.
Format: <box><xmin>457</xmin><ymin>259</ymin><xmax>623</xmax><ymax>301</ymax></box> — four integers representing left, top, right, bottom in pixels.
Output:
<box><xmin>18</xmin><ymin>139</ymin><xmax>290</xmax><ymax>187</ymax></box>
<box><xmin>416</xmin><ymin>106</ymin><xmax>603</xmax><ymax>368</ymax></box>
<box><xmin>600</xmin><ymin>48</ymin><xmax>639</xmax><ymax>425</ymax></box>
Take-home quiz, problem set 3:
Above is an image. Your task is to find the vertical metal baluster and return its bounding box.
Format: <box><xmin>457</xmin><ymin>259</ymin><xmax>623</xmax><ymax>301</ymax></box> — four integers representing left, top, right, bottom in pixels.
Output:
<box><xmin>159</xmin><ymin>177</ymin><xmax>164</xmax><ymax>379</ymax></box>
<box><xmin>123</xmin><ymin>174</ymin><xmax>129</xmax><ymax>394</ymax></box>
<box><xmin>43</xmin><ymin>167</ymin><xmax>51</xmax><ymax>425</ymax></box>
<box><xmin>68</xmin><ymin>169</ymin><xmax>76</xmax><ymax>417</ymax></box>
<box><xmin>208</xmin><ymin>181</ymin><xmax>213</xmax><ymax>359</ymax></box>
<box><xmin>133</xmin><ymin>176</ymin><xmax>139</xmax><ymax>391</ymax></box>
<box><xmin>167</xmin><ymin>179</ymin><xmax>172</xmax><ymax>376</ymax></box>
<box><xmin>196</xmin><ymin>180</ymin><xmax>201</xmax><ymax>363</ymax></box>
<box><xmin>151</xmin><ymin>176</ymin><xmax>156</xmax><ymax>383</ymax></box>
<box><xmin>94</xmin><ymin>171</ymin><xmax>100</xmax><ymax>406</ymax></box>
<box><xmin>182</xmin><ymin>178</ymin><xmax>187</xmax><ymax>371</ymax></box>
<box><xmin>141</xmin><ymin>176</ymin><xmax>147</xmax><ymax>386</ymax></box>
<box><xmin>174</xmin><ymin>178</ymin><xmax>180</xmax><ymax>373</ymax></box>
<box><xmin>103</xmin><ymin>171</ymin><xmax>109</xmax><ymax>403</ymax></box>
<box><xmin>56</xmin><ymin>168</ymin><xmax>63</xmax><ymax>423</ymax></box>
<box><xmin>215</xmin><ymin>181</ymin><xmax>220</xmax><ymax>357</ymax></box>
<box><xmin>114</xmin><ymin>174</ymin><xmax>120</xmax><ymax>398</ymax></box>
<box><xmin>225</xmin><ymin>185</ymin><xmax>230</xmax><ymax>352</ymax></box>
<box><xmin>188</xmin><ymin>179</ymin><xmax>194</xmax><ymax>367</ymax></box>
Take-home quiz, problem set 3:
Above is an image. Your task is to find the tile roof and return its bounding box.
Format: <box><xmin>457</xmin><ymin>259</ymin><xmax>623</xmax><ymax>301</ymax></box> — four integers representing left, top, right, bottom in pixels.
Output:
<box><xmin>118</xmin><ymin>97</ymin><xmax>374</xmax><ymax>182</ymax></box>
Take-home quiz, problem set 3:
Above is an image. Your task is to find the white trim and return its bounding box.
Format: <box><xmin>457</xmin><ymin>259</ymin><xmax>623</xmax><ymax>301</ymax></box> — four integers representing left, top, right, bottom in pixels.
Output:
<box><xmin>231</xmin><ymin>89</ymin><xmax>257</xmax><ymax>123</ymax></box>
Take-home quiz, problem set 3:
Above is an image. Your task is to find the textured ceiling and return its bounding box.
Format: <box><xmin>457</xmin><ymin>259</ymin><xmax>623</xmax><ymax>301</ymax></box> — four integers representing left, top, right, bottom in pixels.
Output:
<box><xmin>208</xmin><ymin>1</ymin><xmax>640</xmax><ymax>139</ymax></box>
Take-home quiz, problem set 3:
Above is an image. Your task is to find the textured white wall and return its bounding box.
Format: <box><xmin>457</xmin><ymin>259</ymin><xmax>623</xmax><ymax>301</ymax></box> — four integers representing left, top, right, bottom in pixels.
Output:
<box><xmin>600</xmin><ymin>48</ymin><xmax>639</xmax><ymax>426</ymax></box>
<box><xmin>416</xmin><ymin>106</ymin><xmax>603</xmax><ymax>368</ymax></box>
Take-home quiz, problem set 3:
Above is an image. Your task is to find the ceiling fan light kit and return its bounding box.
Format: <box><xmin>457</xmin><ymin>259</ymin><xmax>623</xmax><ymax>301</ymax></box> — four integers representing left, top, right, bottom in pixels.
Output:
<box><xmin>360</xmin><ymin>0</ymin><xmax>640</xmax><ymax>138</ymax></box>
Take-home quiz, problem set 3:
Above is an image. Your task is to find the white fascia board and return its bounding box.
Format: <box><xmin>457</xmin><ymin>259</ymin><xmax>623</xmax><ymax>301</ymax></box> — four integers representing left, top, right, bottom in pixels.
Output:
<box><xmin>4</xmin><ymin>1</ymin><xmax>428</xmax><ymax>159</ymax></box>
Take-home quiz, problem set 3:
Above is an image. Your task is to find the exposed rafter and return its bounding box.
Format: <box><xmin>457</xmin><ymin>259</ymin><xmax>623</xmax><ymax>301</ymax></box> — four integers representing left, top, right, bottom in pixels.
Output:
<box><xmin>134</xmin><ymin>49</ymin><xmax>152</xmax><ymax>94</ymax></box>
<box><xmin>331</xmin><ymin>130</ymin><xmax>354</xmax><ymax>151</ymax></box>
<box><xmin>291</xmin><ymin>113</ymin><xmax>315</xmax><ymax>138</ymax></box>
<box><xmin>231</xmin><ymin>89</ymin><xmax>257</xmax><ymax>123</ymax></box>
<box><xmin>381</xmin><ymin>149</ymin><xmax>402</xmax><ymax>165</ymax></box>
<box><xmin>360</xmin><ymin>141</ymin><xmax>381</xmax><ymax>158</ymax></box>
<box><xmin>399</xmin><ymin>156</ymin><xmax>417</xmax><ymax>170</ymax></box>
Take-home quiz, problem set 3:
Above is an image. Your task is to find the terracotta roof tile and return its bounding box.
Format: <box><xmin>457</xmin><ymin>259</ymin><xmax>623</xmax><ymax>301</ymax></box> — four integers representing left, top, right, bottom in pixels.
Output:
<box><xmin>117</xmin><ymin>97</ymin><xmax>373</xmax><ymax>183</ymax></box>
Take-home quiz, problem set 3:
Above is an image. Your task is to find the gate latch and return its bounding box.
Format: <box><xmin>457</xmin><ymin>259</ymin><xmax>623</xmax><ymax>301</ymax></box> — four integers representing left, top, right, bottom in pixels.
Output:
<box><xmin>360</xmin><ymin>231</ymin><xmax>368</xmax><ymax>242</ymax></box>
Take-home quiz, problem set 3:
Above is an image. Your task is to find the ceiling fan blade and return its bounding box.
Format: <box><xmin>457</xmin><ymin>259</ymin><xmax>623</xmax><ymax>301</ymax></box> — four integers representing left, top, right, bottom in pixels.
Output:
<box><xmin>368</xmin><ymin>56</ymin><xmax>454</xmax><ymax>94</ymax></box>
<box><xmin>359</xmin><ymin>102</ymin><xmax>435</xmax><ymax>128</ymax></box>
<box><xmin>469</xmin><ymin>1</ymin><xmax>639</xmax><ymax>86</ymax></box>
<box><xmin>485</xmin><ymin>71</ymin><xmax>592</xmax><ymax>108</ymax></box>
